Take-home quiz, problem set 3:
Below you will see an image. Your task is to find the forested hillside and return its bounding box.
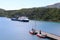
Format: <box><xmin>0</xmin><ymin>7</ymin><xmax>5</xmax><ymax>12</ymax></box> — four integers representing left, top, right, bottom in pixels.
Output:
<box><xmin>0</xmin><ymin>7</ymin><xmax>60</xmax><ymax>22</ymax></box>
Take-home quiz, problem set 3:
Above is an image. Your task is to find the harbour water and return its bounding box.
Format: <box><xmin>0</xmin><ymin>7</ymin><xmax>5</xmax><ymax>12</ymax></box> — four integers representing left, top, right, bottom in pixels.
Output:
<box><xmin>0</xmin><ymin>17</ymin><xmax>60</xmax><ymax>40</ymax></box>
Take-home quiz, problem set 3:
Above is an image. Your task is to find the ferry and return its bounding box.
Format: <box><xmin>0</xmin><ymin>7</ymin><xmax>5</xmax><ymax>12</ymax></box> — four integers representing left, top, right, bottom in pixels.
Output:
<box><xmin>11</xmin><ymin>16</ymin><xmax>29</xmax><ymax>22</ymax></box>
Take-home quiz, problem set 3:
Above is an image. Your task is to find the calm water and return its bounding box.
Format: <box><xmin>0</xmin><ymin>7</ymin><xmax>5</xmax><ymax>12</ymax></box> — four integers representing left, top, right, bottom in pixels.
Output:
<box><xmin>0</xmin><ymin>17</ymin><xmax>60</xmax><ymax>40</ymax></box>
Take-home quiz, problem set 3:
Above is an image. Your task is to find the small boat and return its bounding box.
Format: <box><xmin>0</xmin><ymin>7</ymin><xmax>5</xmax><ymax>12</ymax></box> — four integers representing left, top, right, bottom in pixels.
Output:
<box><xmin>36</xmin><ymin>33</ymin><xmax>47</xmax><ymax>38</ymax></box>
<box><xmin>29</xmin><ymin>31</ymin><xmax>37</xmax><ymax>35</ymax></box>
<box><xmin>29</xmin><ymin>31</ymin><xmax>34</xmax><ymax>35</ymax></box>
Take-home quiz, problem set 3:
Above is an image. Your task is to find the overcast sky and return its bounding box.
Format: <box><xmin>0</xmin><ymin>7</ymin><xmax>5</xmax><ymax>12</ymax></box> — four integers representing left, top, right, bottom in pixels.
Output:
<box><xmin>0</xmin><ymin>0</ymin><xmax>60</xmax><ymax>10</ymax></box>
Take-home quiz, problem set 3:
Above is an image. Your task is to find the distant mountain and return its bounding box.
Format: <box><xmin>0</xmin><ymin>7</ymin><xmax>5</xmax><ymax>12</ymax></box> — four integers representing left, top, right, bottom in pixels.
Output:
<box><xmin>46</xmin><ymin>3</ymin><xmax>60</xmax><ymax>8</ymax></box>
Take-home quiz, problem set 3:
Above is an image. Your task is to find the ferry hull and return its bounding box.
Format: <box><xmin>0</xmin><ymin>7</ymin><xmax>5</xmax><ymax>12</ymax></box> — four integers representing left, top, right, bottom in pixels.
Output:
<box><xmin>21</xmin><ymin>20</ymin><xmax>29</xmax><ymax>22</ymax></box>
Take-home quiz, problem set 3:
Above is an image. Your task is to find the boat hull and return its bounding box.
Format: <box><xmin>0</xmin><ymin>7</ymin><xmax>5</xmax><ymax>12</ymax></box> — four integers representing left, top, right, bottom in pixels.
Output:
<box><xmin>21</xmin><ymin>20</ymin><xmax>29</xmax><ymax>22</ymax></box>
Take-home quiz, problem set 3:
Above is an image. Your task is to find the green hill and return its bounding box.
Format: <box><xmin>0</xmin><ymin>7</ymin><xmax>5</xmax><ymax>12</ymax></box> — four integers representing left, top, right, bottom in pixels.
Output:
<box><xmin>0</xmin><ymin>7</ymin><xmax>60</xmax><ymax>22</ymax></box>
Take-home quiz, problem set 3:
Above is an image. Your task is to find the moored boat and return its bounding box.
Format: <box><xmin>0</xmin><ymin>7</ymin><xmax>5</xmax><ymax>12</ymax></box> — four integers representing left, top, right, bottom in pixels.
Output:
<box><xmin>36</xmin><ymin>33</ymin><xmax>47</xmax><ymax>38</ymax></box>
<box><xmin>29</xmin><ymin>29</ymin><xmax>47</xmax><ymax>38</ymax></box>
<box><xmin>29</xmin><ymin>28</ymin><xmax>37</xmax><ymax>35</ymax></box>
<box><xmin>29</xmin><ymin>31</ymin><xmax>37</xmax><ymax>35</ymax></box>
<box><xmin>29</xmin><ymin>31</ymin><xmax>34</xmax><ymax>35</ymax></box>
